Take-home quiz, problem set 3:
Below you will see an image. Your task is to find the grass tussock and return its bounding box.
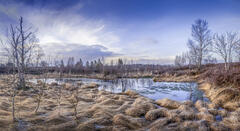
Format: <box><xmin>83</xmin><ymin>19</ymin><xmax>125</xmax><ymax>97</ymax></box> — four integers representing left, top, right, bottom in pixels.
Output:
<box><xmin>113</xmin><ymin>114</ymin><xmax>148</xmax><ymax>130</ymax></box>
<box><xmin>222</xmin><ymin>109</ymin><xmax>240</xmax><ymax>130</ymax></box>
<box><xmin>156</xmin><ymin>98</ymin><xmax>181</xmax><ymax>109</ymax></box>
<box><xmin>178</xmin><ymin>111</ymin><xmax>196</xmax><ymax>121</ymax></box>
<box><xmin>124</xmin><ymin>90</ymin><xmax>139</xmax><ymax>97</ymax></box>
<box><xmin>125</xmin><ymin>97</ymin><xmax>156</xmax><ymax>117</ymax></box>
<box><xmin>145</xmin><ymin>108</ymin><xmax>168</xmax><ymax>121</ymax></box>
<box><xmin>210</xmin><ymin>122</ymin><xmax>230</xmax><ymax>131</ymax></box>
<box><xmin>195</xmin><ymin>100</ymin><xmax>208</xmax><ymax>111</ymax></box>
<box><xmin>147</xmin><ymin>118</ymin><xmax>175</xmax><ymax>131</ymax></box>
<box><xmin>196</xmin><ymin>112</ymin><xmax>215</xmax><ymax>122</ymax></box>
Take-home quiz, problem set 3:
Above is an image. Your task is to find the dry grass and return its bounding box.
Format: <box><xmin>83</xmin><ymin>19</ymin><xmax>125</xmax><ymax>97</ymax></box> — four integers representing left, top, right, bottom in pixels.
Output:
<box><xmin>196</xmin><ymin>112</ymin><xmax>215</xmax><ymax>122</ymax></box>
<box><xmin>81</xmin><ymin>83</ymin><xmax>99</xmax><ymax>89</ymax></box>
<box><xmin>156</xmin><ymin>98</ymin><xmax>181</xmax><ymax>109</ymax></box>
<box><xmin>125</xmin><ymin>97</ymin><xmax>156</xmax><ymax>117</ymax></box>
<box><xmin>0</xmin><ymin>75</ymin><xmax>239</xmax><ymax>130</ymax></box>
<box><xmin>210</xmin><ymin>122</ymin><xmax>230</xmax><ymax>131</ymax></box>
<box><xmin>113</xmin><ymin>114</ymin><xmax>148</xmax><ymax>129</ymax></box>
<box><xmin>199</xmin><ymin>82</ymin><xmax>240</xmax><ymax>111</ymax></box>
<box><xmin>145</xmin><ymin>108</ymin><xmax>168</xmax><ymax>121</ymax></box>
<box><xmin>222</xmin><ymin>109</ymin><xmax>240</xmax><ymax>130</ymax></box>
<box><xmin>124</xmin><ymin>90</ymin><xmax>139</xmax><ymax>97</ymax></box>
<box><xmin>153</xmin><ymin>74</ymin><xmax>197</xmax><ymax>82</ymax></box>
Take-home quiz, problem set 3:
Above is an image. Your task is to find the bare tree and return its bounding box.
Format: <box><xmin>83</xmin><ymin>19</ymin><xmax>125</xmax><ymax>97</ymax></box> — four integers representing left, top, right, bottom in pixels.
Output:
<box><xmin>187</xmin><ymin>19</ymin><xmax>212</xmax><ymax>70</ymax></box>
<box><xmin>34</xmin><ymin>61</ymin><xmax>48</xmax><ymax>114</ymax></box>
<box><xmin>56</xmin><ymin>86</ymin><xmax>62</xmax><ymax>116</ymax></box>
<box><xmin>5</xmin><ymin>74</ymin><xmax>18</xmax><ymax>122</ymax></box>
<box><xmin>67</xmin><ymin>57</ymin><xmax>74</xmax><ymax>74</ymax></box>
<box><xmin>56</xmin><ymin>59</ymin><xmax>65</xmax><ymax>116</ymax></box>
<box><xmin>67</xmin><ymin>84</ymin><xmax>81</xmax><ymax>122</ymax></box>
<box><xmin>33</xmin><ymin>44</ymin><xmax>44</xmax><ymax>67</ymax></box>
<box><xmin>0</xmin><ymin>65</ymin><xmax>19</xmax><ymax>122</ymax></box>
<box><xmin>212</xmin><ymin>32</ymin><xmax>240</xmax><ymax>70</ymax></box>
<box><xmin>236</xmin><ymin>51</ymin><xmax>240</xmax><ymax>62</ymax></box>
<box><xmin>175</xmin><ymin>53</ymin><xmax>187</xmax><ymax>67</ymax></box>
<box><xmin>203</xmin><ymin>55</ymin><xmax>217</xmax><ymax>64</ymax></box>
<box><xmin>1</xmin><ymin>17</ymin><xmax>38</xmax><ymax>89</ymax></box>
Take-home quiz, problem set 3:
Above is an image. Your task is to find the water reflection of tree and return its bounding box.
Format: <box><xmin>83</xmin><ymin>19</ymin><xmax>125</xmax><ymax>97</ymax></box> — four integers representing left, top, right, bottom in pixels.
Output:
<box><xmin>120</xmin><ymin>79</ymin><xmax>127</xmax><ymax>92</ymax></box>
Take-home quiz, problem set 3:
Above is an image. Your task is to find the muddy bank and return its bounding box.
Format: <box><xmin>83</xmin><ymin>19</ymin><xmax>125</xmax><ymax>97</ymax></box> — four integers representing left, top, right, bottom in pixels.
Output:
<box><xmin>0</xmin><ymin>79</ymin><xmax>239</xmax><ymax>130</ymax></box>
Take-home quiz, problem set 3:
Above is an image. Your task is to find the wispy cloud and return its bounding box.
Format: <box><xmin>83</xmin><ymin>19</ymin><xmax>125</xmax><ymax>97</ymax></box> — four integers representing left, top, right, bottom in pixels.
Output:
<box><xmin>0</xmin><ymin>1</ymin><xmax>121</xmax><ymax>59</ymax></box>
<box><xmin>43</xmin><ymin>43</ymin><xmax>119</xmax><ymax>61</ymax></box>
<box><xmin>0</xmin><ymin>0</ymin><xmax>240</xmax><ymax>64</ymax></box>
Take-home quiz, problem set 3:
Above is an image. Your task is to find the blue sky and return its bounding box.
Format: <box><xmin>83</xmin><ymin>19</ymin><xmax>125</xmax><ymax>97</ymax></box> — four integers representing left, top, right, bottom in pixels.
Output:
<box><xmin>0</xmin><ymin>0</ymin><xmax>240</xmax><ymax>64</ymax></box>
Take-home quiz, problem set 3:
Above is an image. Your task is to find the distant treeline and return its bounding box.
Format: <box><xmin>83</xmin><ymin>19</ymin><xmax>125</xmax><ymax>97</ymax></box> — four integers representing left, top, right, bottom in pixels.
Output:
<box><xmin>0</xmin><ymin>58</ymin><xmax>173</xmax><ymax>75</ymax></box>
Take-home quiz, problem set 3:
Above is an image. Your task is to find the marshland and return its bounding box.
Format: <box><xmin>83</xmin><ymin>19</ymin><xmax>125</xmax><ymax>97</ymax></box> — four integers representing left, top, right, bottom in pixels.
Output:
<box><xmin>1</xmin><ymin>0</ymin><xmax>240</xmax><ymax>131</ymax></box>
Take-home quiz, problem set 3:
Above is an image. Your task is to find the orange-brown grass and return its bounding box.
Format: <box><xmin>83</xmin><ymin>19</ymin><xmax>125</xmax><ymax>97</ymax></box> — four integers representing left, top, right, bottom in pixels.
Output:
<box><xmin>0</xmin><ymin>77</ymin><xmax>238</xmax><ymax>130</ymax></box>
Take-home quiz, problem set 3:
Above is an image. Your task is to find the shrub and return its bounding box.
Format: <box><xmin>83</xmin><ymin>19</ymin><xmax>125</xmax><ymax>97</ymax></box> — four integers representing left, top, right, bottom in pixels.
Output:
<box><xmin>205</xmin><ymin>65</ymin><xmax>240</xmax><ymax>88</ymax></box>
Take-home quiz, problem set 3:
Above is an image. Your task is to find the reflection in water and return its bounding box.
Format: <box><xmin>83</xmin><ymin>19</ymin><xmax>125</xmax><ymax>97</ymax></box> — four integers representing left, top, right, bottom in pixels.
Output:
<box><xmin>30</xmin><ymin>78</ymin><xmax>208</xmax><ymax>102</ymax></box>
<box><xmin>100</xmin><ymin>78</ymin><xmax>208</xmax><ymax>102</ymax></box>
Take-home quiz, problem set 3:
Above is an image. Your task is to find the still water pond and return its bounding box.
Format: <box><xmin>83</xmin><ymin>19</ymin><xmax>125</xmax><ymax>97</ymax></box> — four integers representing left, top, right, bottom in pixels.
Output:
<box><xmin>32</xmin><ymin>78</ymin><xmax>208</xmax><ymax>102</ymax></box>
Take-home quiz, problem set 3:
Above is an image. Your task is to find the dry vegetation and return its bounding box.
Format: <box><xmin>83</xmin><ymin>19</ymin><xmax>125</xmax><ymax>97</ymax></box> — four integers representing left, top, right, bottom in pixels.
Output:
<box><xmin>0</xmin><ymin>75</ymin><xmax>239</xmax><ymax>131</ymax></box>
<box><xmin>152</xmin><ymin>63</ymin><xmax>240</xmax><ymax>130</ymax></box>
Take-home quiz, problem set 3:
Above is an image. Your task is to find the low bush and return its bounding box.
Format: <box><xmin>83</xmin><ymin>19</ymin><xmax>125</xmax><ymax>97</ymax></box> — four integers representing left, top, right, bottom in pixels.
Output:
<box><xmin>204</xmin><ymin>65</ymin><xmax>240</xmax><ymax>88</ymax></box>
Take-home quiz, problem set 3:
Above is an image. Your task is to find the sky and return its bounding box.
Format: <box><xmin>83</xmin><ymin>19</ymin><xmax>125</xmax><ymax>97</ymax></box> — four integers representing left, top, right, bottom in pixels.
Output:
<box><xmin>0</xmin><ymin>0</ymin><xmax>240</xmax><ymax>64</ymax></box>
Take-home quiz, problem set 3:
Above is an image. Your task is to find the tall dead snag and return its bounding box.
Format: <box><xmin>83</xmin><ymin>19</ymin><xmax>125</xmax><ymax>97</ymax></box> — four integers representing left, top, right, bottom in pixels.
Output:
<box><xmin>187</xmin><ymin>19</ymin><xmax>212</xmax><ymax>70</ymax></box>
<box><xmin>18</xmin><ymin>17</ymin><xmax>38</xmax><ymax>89</ymax></box>
<box><xmin>212</xmin><ymin>32</ymin><xmax>240</xmax><ymax>71</ymax></box>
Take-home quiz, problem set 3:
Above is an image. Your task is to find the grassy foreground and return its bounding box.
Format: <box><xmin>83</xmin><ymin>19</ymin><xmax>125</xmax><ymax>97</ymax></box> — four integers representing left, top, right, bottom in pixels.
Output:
<box><xmin>0</xmin><ymin>74</ymin><xmax>239</xmax><ymax>130</ymax></box>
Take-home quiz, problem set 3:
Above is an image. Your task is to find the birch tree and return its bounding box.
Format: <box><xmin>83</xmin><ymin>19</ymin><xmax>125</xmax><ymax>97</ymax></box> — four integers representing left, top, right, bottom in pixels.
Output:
<box><xmin>34</xmin><ymin>61</ymin><xmax>48</xmax><ymax>114</ymax></box>
<box><xmin>212</xmin><ymin>32</ymin><xmax>240</xmax><ymax>70</ymax></box>
<box><xmin>175</xmin><ymin>53</ymin><xmax>187</xmax><ymax>67</ymax></box>
<box><xmin>2</xmin><ymin>17</ymin><xmax>38</xmax><ymax>89</ymax></box>
<box><xmin>187</xmin><ymin>19</ymin><xmax>212</xmax><ymax>70</ymax></box>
